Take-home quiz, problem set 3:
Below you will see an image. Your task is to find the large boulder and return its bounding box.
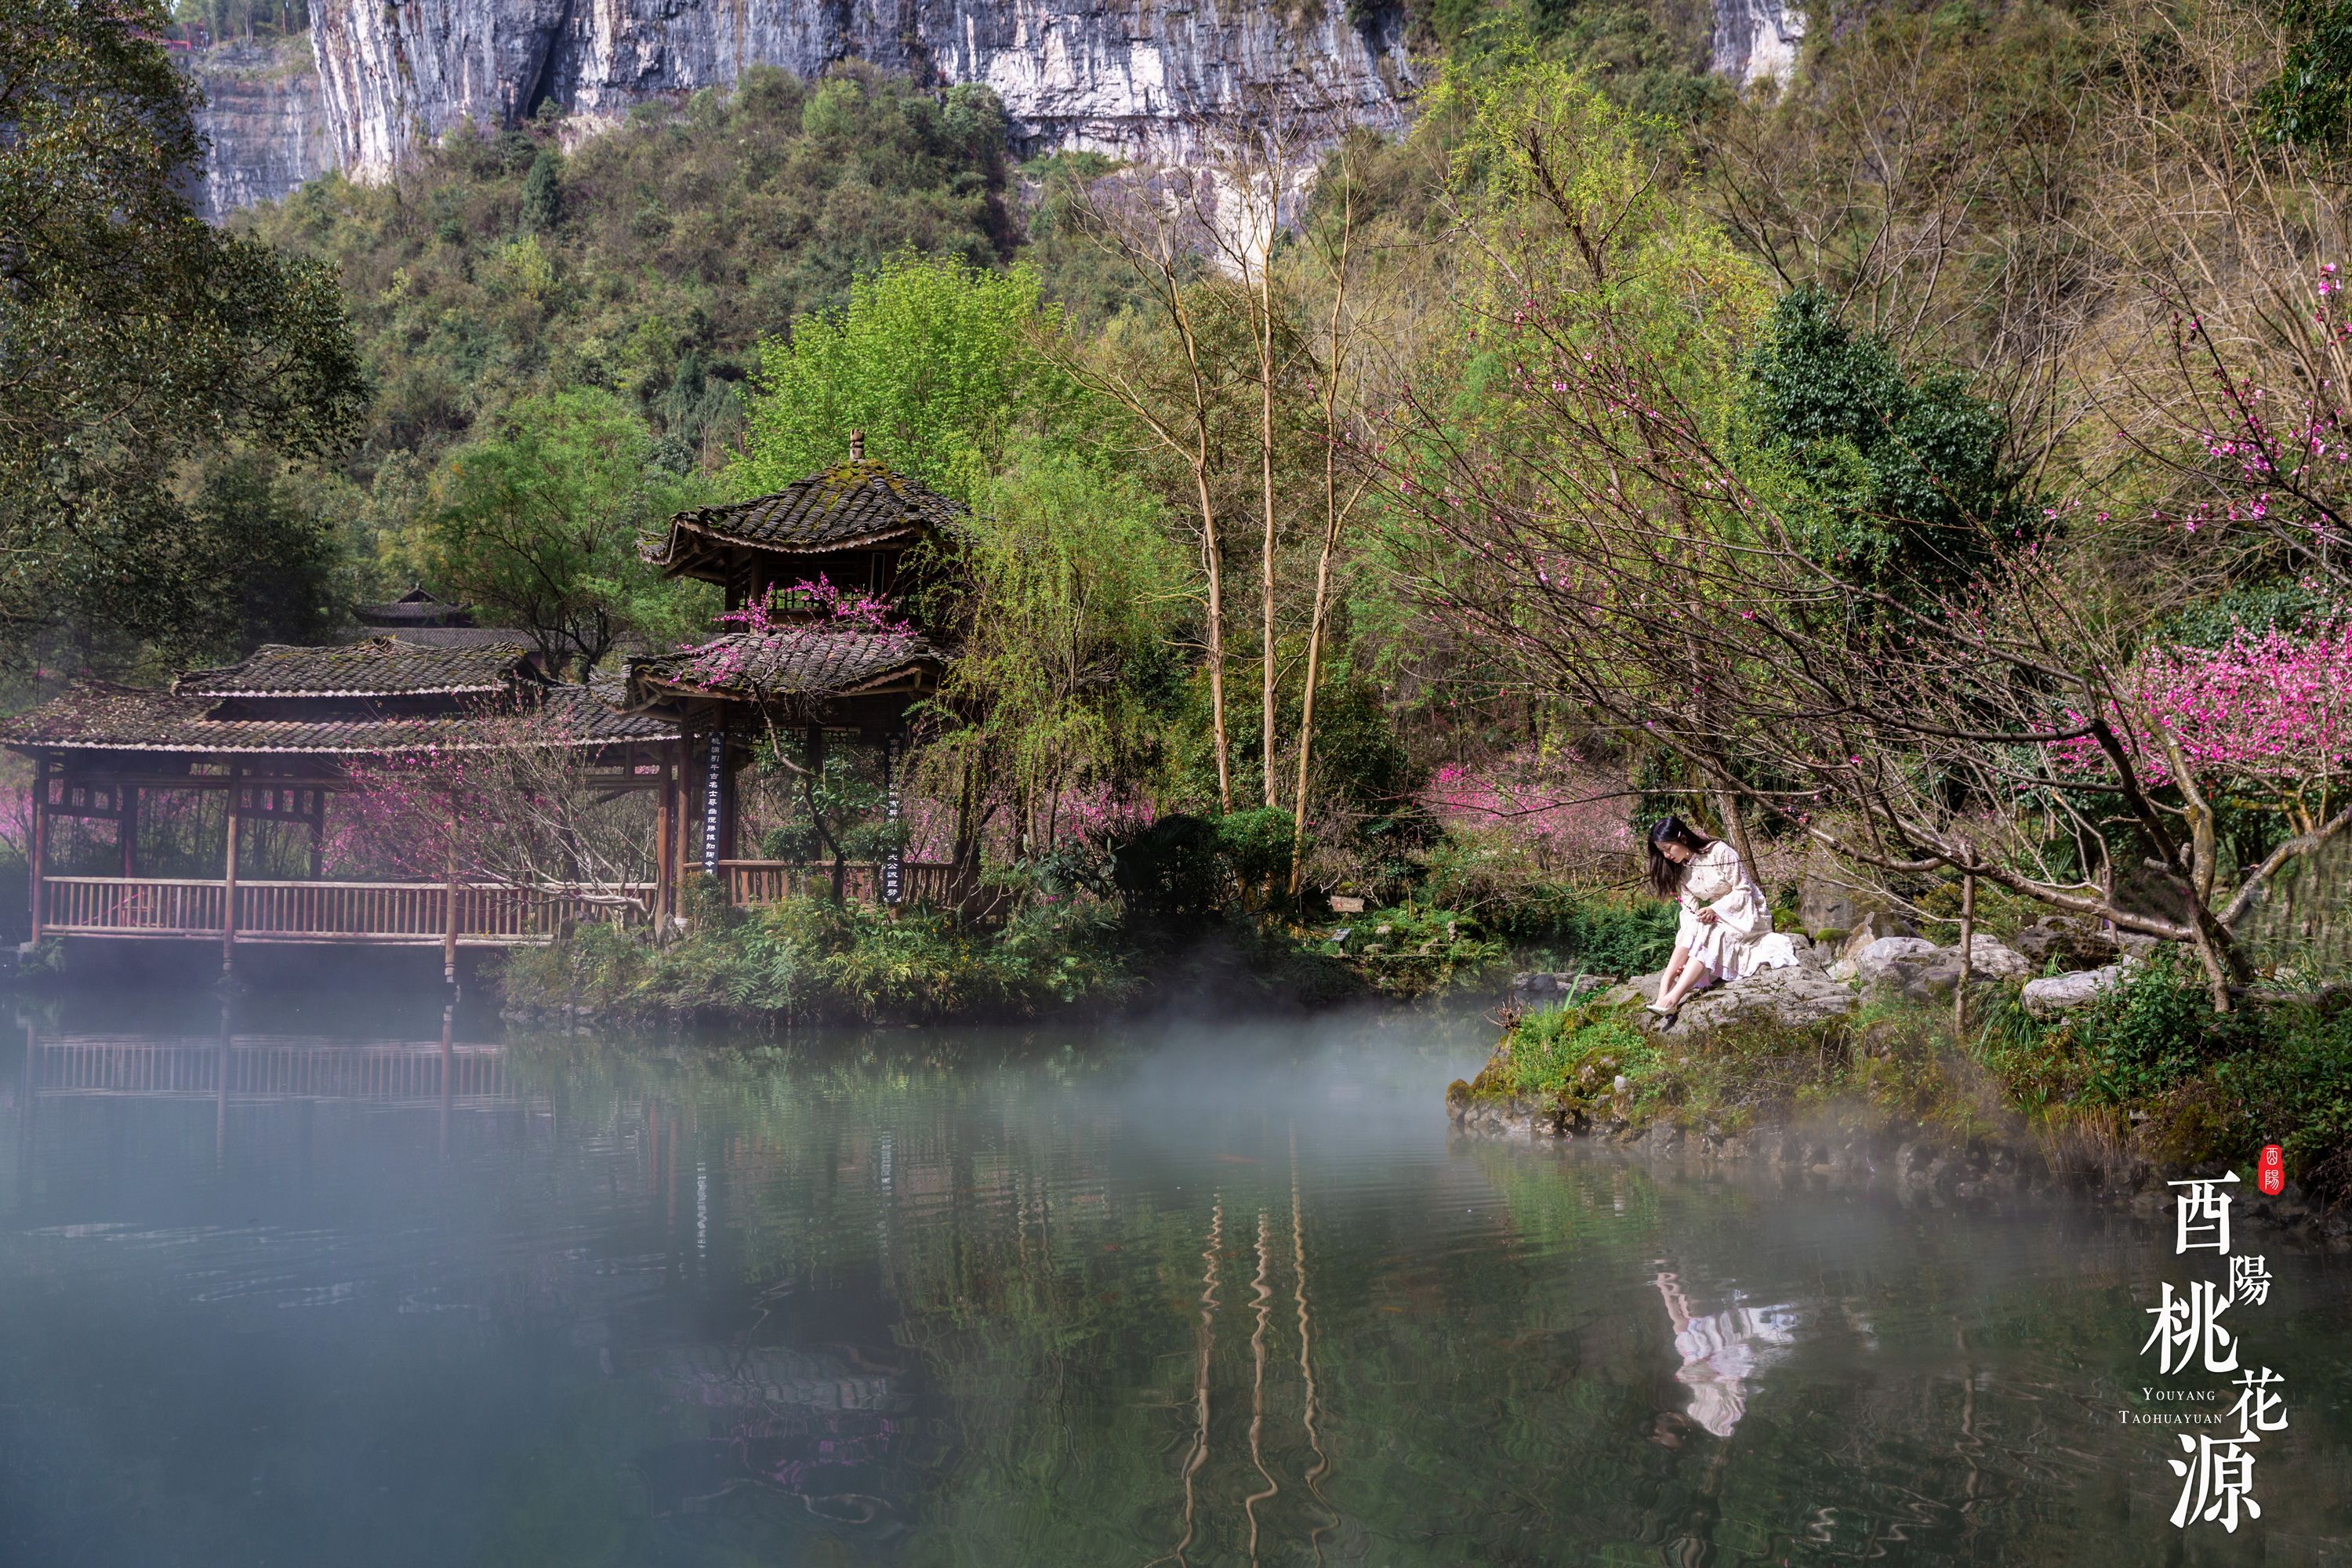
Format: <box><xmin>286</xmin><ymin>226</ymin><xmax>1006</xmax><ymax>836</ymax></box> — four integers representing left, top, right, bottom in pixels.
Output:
<box><xmin>1600</xmin><ymin>963</ymin><xmax>1860</xmax><ymax>1034</ymax></box>
<box><xmin>1853</xmin><ymin>935</ymin><xmax>1940</xmax><ymax>985</ymax></box>
<box><xmin>1963</xmin><ymin>935</ymin><xmax>2032</xmax><ymax>981</ymax></box>
<box><xmin>2011</xmin><ymin>917</ymin><xmax>2120</xmax><ymax>973</ymax></box>
<box><xmin>1839</xmin><ymin>912</ymin><xmax>1918</xmax><ymax>962</ymax></box>
<box><xmin>1855</xmin><ymin>937</ymin><xmax>2023</xmax><ymax>1005</ymax></box>
<box><xmin>2022</xmin><ymin>964</ymin><xmax>2125</xmax><ymax>1018</ymax></box>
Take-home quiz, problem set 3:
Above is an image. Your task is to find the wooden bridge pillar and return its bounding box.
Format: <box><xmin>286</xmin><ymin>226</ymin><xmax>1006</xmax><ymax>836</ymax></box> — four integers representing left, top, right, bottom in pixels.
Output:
<box><xmin>654</xmin><ymin>751</ymin><xmax>676</xmax><ymax>928</ymax></box>
<box><xmin>220</xmin><ymin>766</ymin><xmax>241</xmax><ymax>978</ymax></box>
<box><xmin>118</xmin><ymin>786</ymin><xmax>138</xmax><ymax>878</ymax></box>
<box><xmin>27</xmin><ymin>760</ymin><xmax>45</xmax><ymax>944</ymax></box>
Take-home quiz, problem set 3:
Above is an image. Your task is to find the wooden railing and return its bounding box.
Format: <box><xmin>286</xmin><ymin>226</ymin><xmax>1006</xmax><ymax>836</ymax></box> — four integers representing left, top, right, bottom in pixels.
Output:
<box><xmin>39</xmin><ymin>876</ymin><xmax>224</xmax><ymax>936</ymax></box>
<box><xmin>719</xmin><ymin>859</ymin><xmax>957</xmax><ymax>907</ymax></box>
<box><xmin>38</xmin><ymin>876</ymin><xmax>653</xmax><ymax>945</ymax></box>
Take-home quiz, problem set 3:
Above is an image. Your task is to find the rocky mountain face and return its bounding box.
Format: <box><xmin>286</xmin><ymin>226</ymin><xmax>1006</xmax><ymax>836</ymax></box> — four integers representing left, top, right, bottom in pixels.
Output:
<box><xmin>188</xmin><ymin>0</ymin><xmax>1806</xmax><ymax>219</ymax></box>
<box><xmin>1711</xmin><ymin>0</ymin><xmax>1806</xmax><ymax>91</ymax></box>
<box><xmin>191</xmin><ymin>0</ymin><xmax>1416</xmax><ymax>217</ymax></box>
<box><xmin>189</xmin><ymin>38</ymin><xmax>336</xmax><ymax>221</ymax></box>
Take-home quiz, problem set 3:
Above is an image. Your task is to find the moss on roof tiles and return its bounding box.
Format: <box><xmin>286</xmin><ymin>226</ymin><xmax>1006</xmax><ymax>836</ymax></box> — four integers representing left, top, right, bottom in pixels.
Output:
<box><xmin>627</xmin><ymin>629</ymin><xmax>942</xmax><ymax>702</ymax></box>
<box><xmin>175</xmin><ymin>637</ymin><xmax>532</xmax><ymax>698</ymax></box>
<box><xmin>644</xmin><ymin>459</ymin><xmax>967</xmax><ymax>566</ymax></box>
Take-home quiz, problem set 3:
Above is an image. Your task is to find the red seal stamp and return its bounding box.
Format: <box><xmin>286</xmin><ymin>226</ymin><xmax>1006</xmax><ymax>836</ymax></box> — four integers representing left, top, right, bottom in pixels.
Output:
<box><xmin>2257</xmin><ymin>1144</ymin><xmax>2286</xmax><ymax>1196</ymax></box>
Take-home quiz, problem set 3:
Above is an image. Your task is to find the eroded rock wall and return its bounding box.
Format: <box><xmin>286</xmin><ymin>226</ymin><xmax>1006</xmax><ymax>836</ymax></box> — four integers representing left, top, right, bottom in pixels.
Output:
<box><xmin>189</xmin><ymin>38</ymin><xmax>336</xmax><ymax>221</ymax></box>
<box><xmin>1711</xmin><ymin>0</ymin><xmax>1806</xmax><ymax>92</ymax></box>
<box><xmin>197</xmin><ymin>0</ymin><xmax>1417</xmax><ymax>212</ymax></box>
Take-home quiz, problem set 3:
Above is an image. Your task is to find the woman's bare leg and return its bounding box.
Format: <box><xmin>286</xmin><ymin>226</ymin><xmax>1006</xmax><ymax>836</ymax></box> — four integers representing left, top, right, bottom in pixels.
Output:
<box><xmin>1657</xmin><ymin>956</ymin><xmax>1715</xmax><ymax>1011</ymax></box>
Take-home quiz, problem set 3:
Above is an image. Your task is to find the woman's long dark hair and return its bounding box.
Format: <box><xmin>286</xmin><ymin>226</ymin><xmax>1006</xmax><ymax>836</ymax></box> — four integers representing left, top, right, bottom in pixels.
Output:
<box><xmin>1646</xmin><ymin>815</ymin><xmax>1718</xmax><ymax>900</ymax></box>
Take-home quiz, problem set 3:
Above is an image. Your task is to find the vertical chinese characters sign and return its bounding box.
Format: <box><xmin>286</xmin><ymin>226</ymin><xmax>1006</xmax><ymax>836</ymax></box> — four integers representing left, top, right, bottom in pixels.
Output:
<box><xmin>2143</xmin><ymin>1172</ymin><xmax>2288</xmax><ymax>1534</ymax></box>
<box><xmin>701</xmin><ymin>733</ymin><xmax>725</xmax><ymax>877</ymax></box>
<box><xmin>881</xmin><ymin>731</ymin><xmax>903</xmax><ymax>906</ymax></box>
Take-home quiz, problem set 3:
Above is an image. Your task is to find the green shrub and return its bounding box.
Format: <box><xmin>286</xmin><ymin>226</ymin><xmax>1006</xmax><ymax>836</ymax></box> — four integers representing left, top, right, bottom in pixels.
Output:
<box><xmin>1484</xmin><ymin>885</ymin><xmax>1677</xmax><ymax>976</ymax></box>
<box><xmin>1112</xmin><ymin>815</ymin><xmax>1226</xmax><ymax>927</ymax></box>
<box><xmin>1475</xmin><ymin>1000</ymin><xmax>1660</xmax><ymax>1116</ymax></box>
<box><xmin>2216</xmin><ymin>1005</ymin><xmax>2352</xmax><ymax>1196</ymax></box>
<box><xmin>2059</xmin><ymin>951</ymin><xmax>2248</xmax><ymax>1105</ymax></box>
<box><xmin>1214</xmin><ymin>808</ymin><xmax>1297</xmax><ymax>893</ymax></box>
<box><xmin>499</xmin><ymin>892</ymin><xmax>1131</xmax><ymax>1023</ymax></box>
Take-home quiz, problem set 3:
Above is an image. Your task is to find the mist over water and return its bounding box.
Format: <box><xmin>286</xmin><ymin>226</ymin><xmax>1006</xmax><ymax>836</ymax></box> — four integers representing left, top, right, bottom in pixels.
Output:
<box><xmin>1</xmin><ymin>989</ymin><xmax>2347</xmax><ymax>1566</ymax></box>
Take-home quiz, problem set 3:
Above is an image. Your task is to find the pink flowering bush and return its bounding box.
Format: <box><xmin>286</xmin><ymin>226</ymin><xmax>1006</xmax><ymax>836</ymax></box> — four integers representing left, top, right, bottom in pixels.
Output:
<box><xmin>672</xmin><ymin>577</ymin><xmax>915</xmax><ymax>691</ymax></box>
<box><xmin>1422</xmin><ymin>750</ymin><xmax>1635</xmax><ymax>877</ymax></box>
<box><xmin>2051</xmin><ymin>616</ymin><xmax>2352</xmax><ymax>825</ymax></box>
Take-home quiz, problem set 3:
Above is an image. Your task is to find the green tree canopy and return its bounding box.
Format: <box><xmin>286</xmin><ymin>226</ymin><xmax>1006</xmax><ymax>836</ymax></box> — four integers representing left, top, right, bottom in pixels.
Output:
<box><xmin>412</xmin><ymin>389</ymin><xmax>714</xmax><ymax>674</ymax></box>
<box><xmin>731</xmin><ymin>255</ymin><xmax>1085</xmax><ymax>500</ymax></box>
<box><xmin>1736</xmin><ymin>287</ymin><xmax>2022</xmax><ymax>590</ymax></box>
<box><xmin>1</xmin><ymin>0</ymin><xmax>364</xmax><ymax>670</ymax></box>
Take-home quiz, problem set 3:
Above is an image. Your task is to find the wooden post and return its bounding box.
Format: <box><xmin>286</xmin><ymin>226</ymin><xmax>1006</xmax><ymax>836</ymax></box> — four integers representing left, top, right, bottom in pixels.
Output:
<box><xmin>220</xmin><ymin>766</ymin><xmax>241</xmax><ymax>976</ymax></box>
<box><xmin>442</xmin><ymin>829</ymin><xmax>460</xmax><ymax>988</ymax></box>
<box><xmin>308</xmin><ymin>789</ymin><xmax>325</xmax><ymax>880</ymax></box>
<box><xmin>654</xmin><ymin>751</ymin><xmax>676</xmax><ymax>930</ymax></box>
<box><xmin>118</xmin><ymin>785</ymin><xmax>138</xmax><ymax>878</ymax></box>
<box><xmin>27</xmin><ymin>760</ymin><xmax>46</xmax><ymax>942</ymax></box>
<box><xmin>1954</xmin><ymin>873</ymin><xmax>1977</xmax><ymax>1039</ymax></box>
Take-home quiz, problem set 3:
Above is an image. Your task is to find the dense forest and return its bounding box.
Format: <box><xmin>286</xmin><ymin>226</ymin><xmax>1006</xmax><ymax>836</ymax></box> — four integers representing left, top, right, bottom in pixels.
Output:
<box><xmin>8</xmin><ymin>0</ymin><xmax>2352</xmax><ymax>1173</ymax></box>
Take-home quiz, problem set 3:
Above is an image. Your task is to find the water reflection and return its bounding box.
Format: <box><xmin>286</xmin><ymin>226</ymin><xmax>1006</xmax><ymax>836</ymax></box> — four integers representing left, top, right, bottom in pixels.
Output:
<box><xmin>1652</xmin><ymin>1271</ymin><xmax>1799</xmax><ymax>1438</ymax></box>
<box><xmin>0</xmin><ymin>996</ymin><xmax>2346</xmax><ymax>1566</ymax></box>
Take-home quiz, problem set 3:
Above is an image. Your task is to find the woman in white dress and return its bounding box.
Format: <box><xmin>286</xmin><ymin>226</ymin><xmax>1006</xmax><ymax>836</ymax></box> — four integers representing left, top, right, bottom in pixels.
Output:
<box><xmin>1644</xmin><ymin>815</ymin><xmax>1796</xmax><ymax>1016</ymax></box>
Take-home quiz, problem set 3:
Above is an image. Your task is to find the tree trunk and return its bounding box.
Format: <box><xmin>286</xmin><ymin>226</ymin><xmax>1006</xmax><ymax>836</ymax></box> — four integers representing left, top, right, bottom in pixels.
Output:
<box><xmin>1954</xmin><ymin>873</ymin><xmax>1976</xmax><ymax>1039</ymax></box>
<box><xmin>1195</xmin><ymin>462</ymin><xmax>1233</xmax><ymax>815</ymax></box>
<box><xmin>1259</xmin><ymin>252</ymin><xmax>1280</xmax><ymax>810</ymax></box>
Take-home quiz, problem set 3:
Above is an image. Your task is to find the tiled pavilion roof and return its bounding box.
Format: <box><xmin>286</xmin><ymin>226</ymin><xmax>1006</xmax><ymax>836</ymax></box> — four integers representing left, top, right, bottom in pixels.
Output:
<box><xmin>642</xmin><ymin>459</ymin><xmax>966</xmax><ymax>569</ymax></box>
<box><xmin>625</xmin><ymin>630</ymin><xmax>942</xmax><ymax>706</ymax></box>
<box><xmin>354</xmin><ymin>586</ymin><xmax>477</xmax><ymax>628</ymax></box>
<box><xmin>0</xmin><ymin>684</ymin><xmax>671</xmax><ymax>757</ymax></box>
<box><xmin>2</xmin><ymin>641</ymin><xmax>675</xmax><ymax>760</ymax></box>
<box><xmin>176</xmin><ymin>638</ymin><xmax>528</xmax><ymax>699</ymax></box>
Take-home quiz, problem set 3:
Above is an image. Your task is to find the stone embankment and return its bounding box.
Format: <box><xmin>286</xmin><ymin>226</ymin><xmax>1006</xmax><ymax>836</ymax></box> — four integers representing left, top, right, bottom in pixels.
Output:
<box><xmin>1507</xmin><ymin>913</ymin><xmax>2143</xmax><ymax>1038</ymax></box>
<box><xmin>1475</xmin><ymin>918</ymin><xmax>2348</xmax><ymax>1247</ymax></box>
<box><xmin>1449</xmin><ymin>1087</ymin><xmax>2350</xmax><ymax>1247</ymax></box>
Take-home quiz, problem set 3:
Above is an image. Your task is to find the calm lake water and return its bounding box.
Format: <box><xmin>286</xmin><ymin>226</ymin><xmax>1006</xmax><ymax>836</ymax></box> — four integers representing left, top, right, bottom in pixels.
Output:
<box><xmin>1</xmin><ymin>989</ymin><xmax>2347</xmax><ymax>1566</ymax></box>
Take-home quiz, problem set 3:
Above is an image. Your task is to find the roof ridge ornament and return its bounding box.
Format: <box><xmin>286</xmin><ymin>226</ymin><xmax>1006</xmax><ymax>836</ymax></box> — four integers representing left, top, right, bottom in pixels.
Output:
<box><xmin>849</xmin><ymin>428</ymin><xmax>865</xmax><ymax>461</ymax></box>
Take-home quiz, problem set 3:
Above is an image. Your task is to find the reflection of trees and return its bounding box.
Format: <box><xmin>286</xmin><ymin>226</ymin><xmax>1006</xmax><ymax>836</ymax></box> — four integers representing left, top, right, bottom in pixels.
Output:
<box><xmin>480</xmin><ymin>1036</ymin><xmax>2352</xmax><ymax>1566</ymax></box>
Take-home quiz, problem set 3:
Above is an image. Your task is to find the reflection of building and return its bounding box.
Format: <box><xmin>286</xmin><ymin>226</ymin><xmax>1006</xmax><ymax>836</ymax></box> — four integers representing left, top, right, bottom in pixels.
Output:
<box><xmin>1653</xmin><ymin>1272</ymin><xmax>1797</xmax><ymax>1437</ymax></box>
<box><xmin>29</xmin><ymin>1033</ymin><xmax>515</xmax><ymax>1109</ymax></box>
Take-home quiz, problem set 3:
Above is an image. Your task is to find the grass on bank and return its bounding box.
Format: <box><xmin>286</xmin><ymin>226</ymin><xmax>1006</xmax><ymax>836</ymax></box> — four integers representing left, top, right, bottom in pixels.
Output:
<box><xmin>1456</xmin><ymin>951</ymin><xmax>2352</xmax><ymax>1203</ymax></box>
<box><xmin>499</xmin><ymin>889</ymin><xmax>1136</xmax><ymax>1024</ymax></box>
<box><xmin>489</xmin><ymin>869</ymin><xmax>1679</xmax><ymax>1024</ymax></box>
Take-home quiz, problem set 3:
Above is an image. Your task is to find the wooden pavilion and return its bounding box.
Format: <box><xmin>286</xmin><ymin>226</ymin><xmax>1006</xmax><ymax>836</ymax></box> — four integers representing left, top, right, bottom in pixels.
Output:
<box><xmin>623</xmin><ymin>436</ymin><xmax>959</xmax><ymax>906</ymax></box>
<box><xmin>2</xmin><ymin>637</ymin><xmax>681</xmax><ymax>977</ymax></box>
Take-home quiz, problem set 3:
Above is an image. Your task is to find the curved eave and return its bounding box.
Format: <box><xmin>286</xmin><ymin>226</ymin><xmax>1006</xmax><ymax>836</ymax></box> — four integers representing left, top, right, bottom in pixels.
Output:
<box><xmin>643</xmin><ymin>514</ymin><xmax>930</xmax><ymax>575</ymax></box>
<box><xmin>620</xmin><ymin>660</ymin><xmax>942</xmax><ymax>714</ymax></box>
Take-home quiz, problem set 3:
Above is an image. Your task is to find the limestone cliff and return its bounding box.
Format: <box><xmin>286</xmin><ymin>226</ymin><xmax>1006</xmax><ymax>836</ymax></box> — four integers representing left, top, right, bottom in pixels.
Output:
<box><xmin>196</xmin><ymin>0</ymin><xmax>1416</xmax><ymax>214</ymax></box>
<box><xmin>190</xmin><ymin>0</ymin><xmax>1811</xmax><ymax>218</ymax></box>
<box><xmin>188</xmin><ymin>38</ymin><xmax>335</xmax><ymax>222</ymax></box>
<box><xmin>1711</xmin><ymin>0</ymin><xmax>1806</xmax><ymax>92</ymax></box>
